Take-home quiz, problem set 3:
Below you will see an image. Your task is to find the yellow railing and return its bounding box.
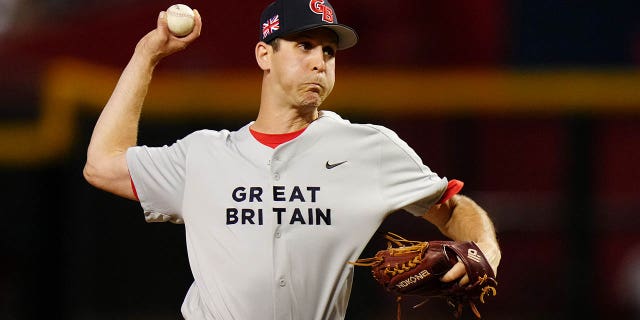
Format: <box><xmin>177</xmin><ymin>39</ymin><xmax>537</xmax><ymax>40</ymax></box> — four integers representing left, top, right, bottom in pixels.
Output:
<box><xmin>2</xmin><ymin>58</ymin><xmax>640</xmax><ymax>165</ymax></box>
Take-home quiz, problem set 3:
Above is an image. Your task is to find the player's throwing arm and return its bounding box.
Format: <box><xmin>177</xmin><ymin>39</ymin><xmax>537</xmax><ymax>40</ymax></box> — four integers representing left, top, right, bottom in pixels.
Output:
<box><xmin>83</xmin><ymin>5</ymin><xmax>202</xmax><ymax>199</ymax></box>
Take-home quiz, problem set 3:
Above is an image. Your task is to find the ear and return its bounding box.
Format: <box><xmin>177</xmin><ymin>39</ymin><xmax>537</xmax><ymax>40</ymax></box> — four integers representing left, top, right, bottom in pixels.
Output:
<box><xmin>255</xmin><ymin>41</ymin><xmax>271</xmax><ymax>71</ymax></box>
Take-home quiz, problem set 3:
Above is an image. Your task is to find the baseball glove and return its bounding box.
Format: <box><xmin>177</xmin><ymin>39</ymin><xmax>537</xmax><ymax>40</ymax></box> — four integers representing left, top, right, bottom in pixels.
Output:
<box><xmin>350</xmin><ymin>233</ymin><xmax>497</xmax><ymax>319</ymax></box>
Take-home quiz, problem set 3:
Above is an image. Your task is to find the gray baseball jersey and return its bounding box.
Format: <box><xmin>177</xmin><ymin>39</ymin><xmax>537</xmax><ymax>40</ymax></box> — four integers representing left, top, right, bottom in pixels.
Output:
<box><xmin>126</xmin><ymin>110</ymin><xmax>448</xmax><ymax>320</ymax></box>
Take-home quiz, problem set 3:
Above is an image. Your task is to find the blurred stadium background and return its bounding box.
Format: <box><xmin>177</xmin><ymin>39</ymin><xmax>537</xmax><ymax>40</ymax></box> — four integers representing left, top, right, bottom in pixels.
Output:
<box><xmin>1</xmin><ymin>0</ymin><xmax>639</xmax><ymax>319</ymax></box>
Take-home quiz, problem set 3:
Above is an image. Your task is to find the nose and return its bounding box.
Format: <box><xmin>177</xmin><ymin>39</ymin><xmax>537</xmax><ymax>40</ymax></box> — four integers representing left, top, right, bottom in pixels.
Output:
<box><xmin>310</xmin><ymin>46</ymin><xmax>327</xmax><ymax>72</ymax></box>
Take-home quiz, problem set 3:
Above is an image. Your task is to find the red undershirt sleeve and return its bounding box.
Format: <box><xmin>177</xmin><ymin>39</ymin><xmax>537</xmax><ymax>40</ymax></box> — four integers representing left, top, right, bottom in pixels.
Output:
<box><xmin>437</xmin><ymin>179</ymin><xmax>464</xmax><ymax>204</ymax></box>
<box><xmin>130</xmin><ymin>175</ymin><xmax>139</xmax><ymax>201</ymax></box>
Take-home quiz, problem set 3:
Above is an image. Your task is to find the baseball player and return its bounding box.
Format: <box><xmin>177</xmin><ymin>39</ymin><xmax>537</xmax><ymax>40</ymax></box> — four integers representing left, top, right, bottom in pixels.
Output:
<box><xmin>83</xmin><ymin>0</ymin><xmax>501</xmax><ymax>319</ymax></box>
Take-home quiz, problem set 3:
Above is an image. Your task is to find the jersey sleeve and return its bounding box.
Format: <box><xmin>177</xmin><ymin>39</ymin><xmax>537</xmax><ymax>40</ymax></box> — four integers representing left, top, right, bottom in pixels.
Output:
<box><xmin>126</xmin><ymin>134</ymin><xmax>193</xmax><ymax>223</ymax></box>
<box><xmin>373</xmin><ymin>125</ymin><xmax>448</xmax><ymax>216</ymax></box>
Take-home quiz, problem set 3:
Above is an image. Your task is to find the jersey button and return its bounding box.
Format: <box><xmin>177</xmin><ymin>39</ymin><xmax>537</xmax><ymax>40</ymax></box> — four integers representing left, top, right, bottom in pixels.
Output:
<box><xmin>273</xmin><ymin>173</ymin><xmax>280</xmax><ymax>181</ymax></box>
<box><xmin>279</xmin><ymin>279</ymin><xmax>286</xmax><ymax>287</ymax></box>
<box><xmin>275</xmin><ymin>231</ymin><xmax>281</xmax><ymax>238</ymax></box>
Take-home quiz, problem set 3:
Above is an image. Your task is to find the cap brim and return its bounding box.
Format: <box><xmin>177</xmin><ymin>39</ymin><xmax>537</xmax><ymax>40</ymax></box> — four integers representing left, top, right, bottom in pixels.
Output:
<box><xmin>281</xmin><ymin>24</ymin><xmax>358</xmax><ymax>50</ymax></box>
<box><xmin>323</xmin><ymin>25</ymin><xmax>358</xmax><ymax>50</ymax></box>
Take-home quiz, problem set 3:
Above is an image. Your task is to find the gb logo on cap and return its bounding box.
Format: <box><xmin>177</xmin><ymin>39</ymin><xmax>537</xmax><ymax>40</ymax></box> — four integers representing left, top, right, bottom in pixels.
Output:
<box><xmin>309</xmin><ymin>0</ymin><xmax>334</xmax><ymax>23</ymax></box>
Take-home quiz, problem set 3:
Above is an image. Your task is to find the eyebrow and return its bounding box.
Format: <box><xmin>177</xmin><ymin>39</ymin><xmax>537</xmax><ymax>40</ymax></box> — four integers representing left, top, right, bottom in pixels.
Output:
<box><xmin>293</xmin><ymin>34</ymin><xmax>338</xmax><ymax>47</ymax></box>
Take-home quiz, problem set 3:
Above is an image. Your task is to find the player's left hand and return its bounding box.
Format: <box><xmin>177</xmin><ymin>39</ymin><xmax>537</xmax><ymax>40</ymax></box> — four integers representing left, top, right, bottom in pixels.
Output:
<box><xmin>441</xmin><ymin>241</ymin><xmax>500</xmax><ymax>285</ymax></box>
<box><xmin>441</xmin><ymin>260</ymin><xmax>469</xmax><ymax>285</ymax></box>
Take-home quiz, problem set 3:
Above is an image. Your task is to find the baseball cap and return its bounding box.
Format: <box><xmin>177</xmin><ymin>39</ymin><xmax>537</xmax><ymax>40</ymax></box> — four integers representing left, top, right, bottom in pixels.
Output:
<box><xmin>259</xmin><ymin>0</ymin><xmax>358</xmax><ymax>50</ymax></box>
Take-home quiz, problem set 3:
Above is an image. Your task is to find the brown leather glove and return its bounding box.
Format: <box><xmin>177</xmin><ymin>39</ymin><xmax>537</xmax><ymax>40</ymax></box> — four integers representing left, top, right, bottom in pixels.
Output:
<box><xmin>350</xmin><ymin>233</ymin><xmax>497</xmax><ymax>319</ymax></box>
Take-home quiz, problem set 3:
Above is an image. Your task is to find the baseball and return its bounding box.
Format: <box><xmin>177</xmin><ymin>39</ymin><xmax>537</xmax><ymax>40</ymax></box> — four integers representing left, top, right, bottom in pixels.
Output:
<box><xmin>166</xmin><ymin>4</ymin><xmax>195</xmax><ymax>37</ymax></box>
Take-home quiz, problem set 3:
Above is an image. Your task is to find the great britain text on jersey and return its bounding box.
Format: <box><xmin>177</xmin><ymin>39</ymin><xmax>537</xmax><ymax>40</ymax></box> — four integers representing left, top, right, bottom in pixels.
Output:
<box><xmin>226</xmin><ymin>185</ymin><xmax>331</xmax><ymax>225</ymax></box>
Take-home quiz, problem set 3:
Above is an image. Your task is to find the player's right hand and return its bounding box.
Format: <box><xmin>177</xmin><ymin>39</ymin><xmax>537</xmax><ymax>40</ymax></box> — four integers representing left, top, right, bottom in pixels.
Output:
<box><xmin>134</xmin><ymin>9</ymin><xmax>202</xmax><ymax>64</ymax></box>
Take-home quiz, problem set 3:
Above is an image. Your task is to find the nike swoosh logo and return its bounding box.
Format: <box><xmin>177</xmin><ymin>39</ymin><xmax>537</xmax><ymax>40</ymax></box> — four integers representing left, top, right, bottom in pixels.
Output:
<box><xmin>325</xmin><ymin>161</ymin><xmax>348</xmax><ymax>169</ymax></box>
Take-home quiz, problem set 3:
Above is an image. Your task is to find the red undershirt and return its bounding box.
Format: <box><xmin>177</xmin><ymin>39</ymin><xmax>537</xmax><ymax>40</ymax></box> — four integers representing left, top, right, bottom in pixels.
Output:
<box><xmin>130</xmin><ymin>127</ymin><xmax>462</xmax><ymax>203</ymax></box>
<box><xmin>438</xmin><ymin>179</ymin><xmax>464</xmax><ymax>204</ymax></box>
<box><xmin>249</xmin><ymin>127</ymin><xmax>307</xmax><ymax>148</ymax></box>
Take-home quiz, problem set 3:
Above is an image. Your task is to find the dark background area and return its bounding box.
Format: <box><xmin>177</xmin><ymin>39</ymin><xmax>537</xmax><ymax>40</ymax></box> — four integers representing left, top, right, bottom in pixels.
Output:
<box><xmin>1</xmin><ymin>1</ymin><xmax>640</xmax><ymax>319</ymax></box>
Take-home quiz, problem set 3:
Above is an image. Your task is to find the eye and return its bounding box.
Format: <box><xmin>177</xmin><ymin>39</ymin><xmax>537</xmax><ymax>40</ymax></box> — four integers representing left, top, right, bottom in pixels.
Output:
<box><xmin>323</xmin><ymin>46</ymin><xmax>336</xmax><ymax>57</ymax></box>
<box><xmin>298</xmin><ymin>41</ymin><xmax>313</xmax><ymax>50</ymax></box>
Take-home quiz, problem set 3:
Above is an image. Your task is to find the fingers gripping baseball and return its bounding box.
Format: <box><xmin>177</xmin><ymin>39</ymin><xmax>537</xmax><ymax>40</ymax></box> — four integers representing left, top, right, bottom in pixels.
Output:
<box><xmin>156</xmin><ymin>9</ymin><xmax>202</xmax><ymax>54</ymax></box>
<box><xmin>135</xmin><ymin>9</ymin><xmax>202</xmax><ymax>63</ymax></box>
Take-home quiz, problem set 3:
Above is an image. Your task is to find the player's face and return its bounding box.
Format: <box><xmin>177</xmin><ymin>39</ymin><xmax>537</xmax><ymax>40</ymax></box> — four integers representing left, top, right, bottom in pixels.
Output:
<box><xmin>269</xmin><ymin>28</ymin><xmax>338</xmax><ymax>109</ymax></box>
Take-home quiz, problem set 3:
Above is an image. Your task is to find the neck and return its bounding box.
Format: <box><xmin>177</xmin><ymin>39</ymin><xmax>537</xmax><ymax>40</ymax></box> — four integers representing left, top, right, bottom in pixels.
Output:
<box><xmin>252</xmin><ymin>84</ymin><xmax>320</xmax><ymax>133</ymax></box>
<box><xmin>252</xmin><ymin>107</ymin><xmax>318</xmax><ymax>134</ymax></box>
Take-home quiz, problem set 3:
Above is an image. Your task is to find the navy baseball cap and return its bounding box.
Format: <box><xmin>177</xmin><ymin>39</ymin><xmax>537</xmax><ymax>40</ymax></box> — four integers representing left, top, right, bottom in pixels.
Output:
<box><xmin>259</xmin><ymin>0</ymin><xmax>358</xmax><ymax>50</ymax></box>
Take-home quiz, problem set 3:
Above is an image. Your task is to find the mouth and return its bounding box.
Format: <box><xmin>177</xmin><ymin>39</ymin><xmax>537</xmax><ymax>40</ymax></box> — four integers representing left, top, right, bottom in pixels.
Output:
<box><xmin>305</xmin><ymin>82</ymin><xmax>324</xmax><ymax>93</ymax></box>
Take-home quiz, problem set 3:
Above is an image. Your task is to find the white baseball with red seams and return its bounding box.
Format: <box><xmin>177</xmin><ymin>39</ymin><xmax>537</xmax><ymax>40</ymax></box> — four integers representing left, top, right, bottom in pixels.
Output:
<box><xmin>166</xmin><ymin>4</ymin><xmax>195</xmax><ymax>37</ymax></box>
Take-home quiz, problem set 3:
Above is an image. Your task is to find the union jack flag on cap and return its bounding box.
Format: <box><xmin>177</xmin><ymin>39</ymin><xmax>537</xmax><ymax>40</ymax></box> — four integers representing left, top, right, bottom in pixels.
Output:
<box><xmin>262</xmin><ymin>15</ymin><xmax>280</xmax><ymax>39</ymax></box>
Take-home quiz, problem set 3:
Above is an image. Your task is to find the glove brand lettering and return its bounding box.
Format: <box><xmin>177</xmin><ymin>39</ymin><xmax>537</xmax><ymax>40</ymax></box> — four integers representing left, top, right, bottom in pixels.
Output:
<box><xmin>467</xmin><ymin>248</ymin><xmax>482</xmax><ymax>263</ymax></box>
<box><xmin>227</xmin><ymin>185</ymin><xmax>331</xmax><ymax>225</ymax></box>
<box><xmin>395</xmin><ymin>270</ymin><xmax>430</xmax><ymax>289</ymax></box>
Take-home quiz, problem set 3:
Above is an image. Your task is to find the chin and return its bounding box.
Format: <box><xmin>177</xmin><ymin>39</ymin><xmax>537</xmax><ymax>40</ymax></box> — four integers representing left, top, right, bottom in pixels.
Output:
<box><xmin>298</xmin><ymin>95</ymin><xmax>324</xmax><ymax>109</ymax></box>
<box><xmin>297</xmin><ymin>102</ymin><xmax>322</xmax><ymax>110</ymax></box>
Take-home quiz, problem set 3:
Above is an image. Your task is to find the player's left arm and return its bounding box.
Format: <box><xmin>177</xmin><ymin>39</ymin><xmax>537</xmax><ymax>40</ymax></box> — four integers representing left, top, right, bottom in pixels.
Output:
<box><xmin>421</xmin><ymin>194</ymin><xmax>501</xmax><ymax>283</ymax></box>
